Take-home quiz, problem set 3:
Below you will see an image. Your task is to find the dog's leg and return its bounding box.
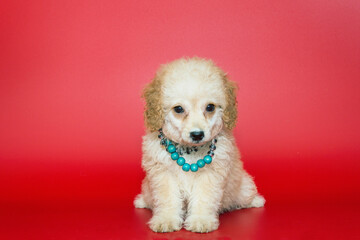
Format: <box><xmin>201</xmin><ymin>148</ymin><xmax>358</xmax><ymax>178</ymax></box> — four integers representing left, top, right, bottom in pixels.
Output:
<box><xmin>237</xmin><ymin>173</ymin><xmax>265</xmax><ymax>208</ymax></box>
<box><xmin>184</xmin><ymin>172</ymin><xmax>224</xmax><ymax>233</ymax></box>
<box><xmin>148</xmin><ymin>172</ymin><xmax>184</xmax><ymax>232</ymax></box>
<box><xmin>134</xmin><ymin>177</ymin><xmax>152</xmax><ymax>209</ymax></box>
<box><xmin>134</xmin><ymin>194</ymin><xmax>147</xmax><ymax>208</ymax></box>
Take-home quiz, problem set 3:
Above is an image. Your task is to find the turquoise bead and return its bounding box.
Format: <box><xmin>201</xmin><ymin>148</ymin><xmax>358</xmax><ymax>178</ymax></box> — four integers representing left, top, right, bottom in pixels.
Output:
<box><xmin>177</xmin><ymin>157</ymin><xmax>185</xmax><ymax>166</ymax></box>
<box><xmin>167</xmin><ymin>144</ymin><xmax>176</xmax><ymax>153</ymax></box>
<box><xmin>204</xmin><ymin>155</ymin><xmax>212</xmax><ymax>164</ymax></box>
<box><xmin>197</xmin><ymin>159</ymin><xmax>205</xmax><ymax>168</ymax></box>
<box><xmin>171</xmin><ymin>152</ymin><xmax>179</xmax><ymax>160</ymax></box>
<box><xmin>182</xmin><ymin>163</ymin><xmax>190</xmax><ymax>172</ymax></box>
<box><xmin>190</xmin><ymin>163</ymin><xmax>198</xmax><ymax>172</ymax></box>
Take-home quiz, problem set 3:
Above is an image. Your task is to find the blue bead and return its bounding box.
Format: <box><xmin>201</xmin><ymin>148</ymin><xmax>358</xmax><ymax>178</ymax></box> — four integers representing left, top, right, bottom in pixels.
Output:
<box><xmin>171</xmin><ymin>152</ymin><xmax>179</xmax><ymax>160</ymax></box>
<box><xmin>190</xmin><ymin>163</ymin><xmax>198</xmax><ymax>172</ymax></box>
<box><xmin>182</xmin><ymin>163</ymin><xmax>190</xmax><ymax>172</ymax></box>
<box><xmin>204</xmin><ymin>155</ymin><xmax>212</xmax><ymax>164</ymax></box>
<box><xmin>197</xmin><ymin>159</ymin><xmax>205</xmax><ymax>168</ymax></box>
<box><xmin>164</xmin><ymin>139</ymin><xmax>171</xmax><ymax>147</ymax></box>
<box><xmin>167</xmin><ymin>144</ymin><xmax>176</xmax><ymax>153</ymax></box>
<box><xmin>177</xmin><ymin>157</ymin><xmax>185</xmax><ymax>166</ymax></box>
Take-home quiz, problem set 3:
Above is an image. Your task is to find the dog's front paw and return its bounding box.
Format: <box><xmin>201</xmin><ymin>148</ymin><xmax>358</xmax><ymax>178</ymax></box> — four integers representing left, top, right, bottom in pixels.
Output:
<box><xmin>184</xmin><ymin>214</ymin><xmax>219</xmax><ymax>233</ymax></box>
<box><xmin>148</xmin><ymin>214</ymin><xmax>183</xmax><ymax>233</ymax></box>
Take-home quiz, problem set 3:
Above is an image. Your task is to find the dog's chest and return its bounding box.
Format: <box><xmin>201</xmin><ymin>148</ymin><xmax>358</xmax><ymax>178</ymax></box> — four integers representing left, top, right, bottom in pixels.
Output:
<box><xmin>167</xmin><ymin>145</ymin><xmax>211</xmax><ymax>194</ymax></box>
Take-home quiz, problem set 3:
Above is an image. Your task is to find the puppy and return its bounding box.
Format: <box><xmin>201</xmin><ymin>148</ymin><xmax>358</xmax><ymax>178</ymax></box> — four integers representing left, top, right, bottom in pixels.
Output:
<box><xmin>134</xmin><ymin>57</ymin><xmax>265</xmax><ymax>233</ymax></box>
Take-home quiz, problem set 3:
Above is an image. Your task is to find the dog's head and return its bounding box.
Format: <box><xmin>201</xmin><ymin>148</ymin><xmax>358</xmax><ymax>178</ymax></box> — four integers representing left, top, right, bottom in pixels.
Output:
<box><xmin>143</xmin><ymin>57</ymin><xmax>237</xmax><ymax>146</ymax></box>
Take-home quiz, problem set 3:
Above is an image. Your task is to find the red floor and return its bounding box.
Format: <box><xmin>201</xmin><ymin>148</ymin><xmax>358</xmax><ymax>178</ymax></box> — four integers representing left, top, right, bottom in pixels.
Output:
<box><xmin>1</xmin><ymin>200</ymin><xmax>359</xmax><ymax>240</ymax></box>
<box><xmin>1</xmin><ymin>159</ymin><xmax>359</xmax><ymax>239</ymax></box>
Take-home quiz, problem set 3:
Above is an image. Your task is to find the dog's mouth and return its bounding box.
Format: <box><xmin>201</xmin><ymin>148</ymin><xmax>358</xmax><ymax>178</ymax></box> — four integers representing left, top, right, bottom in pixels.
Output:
<box><xmin>191</xmin><ymin>140</ymin><xmax>206</xmax><ymax>146</ymax></box>
<box><xmin>182</xmin><ymin>138</ymin><xmax>211</xmax><ymax>147</ymax></box>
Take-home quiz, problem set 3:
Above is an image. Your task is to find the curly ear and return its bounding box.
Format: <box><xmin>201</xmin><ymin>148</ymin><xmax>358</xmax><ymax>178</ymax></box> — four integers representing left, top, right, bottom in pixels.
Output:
<box><xmin>222</xmin><ymin>75</ymin><xmax>238</xmax><ymax>130</ymax></box>
<box><xmin>142</xmin><ymin>76</ymin><xmax>163</xmax><ymax>132</ymax></box>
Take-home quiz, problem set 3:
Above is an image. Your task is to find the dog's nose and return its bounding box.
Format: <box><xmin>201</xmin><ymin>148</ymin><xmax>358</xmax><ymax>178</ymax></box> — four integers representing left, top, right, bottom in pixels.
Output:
<box><xmin>190</xmin><ymin>131</ymin><xmax>204</xmax><ymax>141</ymax></box>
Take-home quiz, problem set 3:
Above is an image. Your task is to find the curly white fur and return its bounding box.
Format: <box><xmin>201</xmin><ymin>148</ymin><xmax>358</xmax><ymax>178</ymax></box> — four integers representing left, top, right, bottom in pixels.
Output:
<box><xmin>134</xmin><ymin>57</ymin><xmax>265</xmax><ymax>233</ymax></box>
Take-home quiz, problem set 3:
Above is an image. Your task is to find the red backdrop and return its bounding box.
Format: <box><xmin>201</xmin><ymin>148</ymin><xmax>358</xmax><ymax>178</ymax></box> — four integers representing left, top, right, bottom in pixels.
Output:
<box><xmin>0</xmin><ymin>0</ymin><xmax>360</xmax><ymax>239</ymax></box>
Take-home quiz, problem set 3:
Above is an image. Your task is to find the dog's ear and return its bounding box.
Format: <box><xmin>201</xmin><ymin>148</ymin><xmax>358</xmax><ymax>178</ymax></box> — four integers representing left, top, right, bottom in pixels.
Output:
<box><xmin>222</xmin><ymin>75</ymin><xmax>238</xmax><ymax>130</ymax></box>
<box><xmin>142</xmin><ymin>76</ymin><xmax>163</xmax><ymax>132</ymax></box>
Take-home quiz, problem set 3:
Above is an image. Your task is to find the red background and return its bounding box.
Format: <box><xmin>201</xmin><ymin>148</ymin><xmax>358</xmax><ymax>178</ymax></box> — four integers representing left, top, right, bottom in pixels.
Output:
<box><xmin>1</xmin><ymin>0</ymin><xmax>359</xmax><ymax>239</ymax></box>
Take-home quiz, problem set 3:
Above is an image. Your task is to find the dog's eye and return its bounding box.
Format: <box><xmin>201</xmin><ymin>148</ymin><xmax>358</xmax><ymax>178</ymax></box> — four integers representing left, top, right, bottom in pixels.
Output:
<box><xmin>206</xmin><ymin>104</ymin><xmax>215</xmax><ymax>112</ymax></box>
<box><xmin>173</xmin><ymin>106</ymin><xmax>184</xmax><ymax>114</ymax></box>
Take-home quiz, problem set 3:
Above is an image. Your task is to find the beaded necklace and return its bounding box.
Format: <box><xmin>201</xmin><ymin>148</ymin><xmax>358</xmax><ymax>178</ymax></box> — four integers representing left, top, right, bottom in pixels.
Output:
<box><xmin>158</xmin><ymin>129</ymin><xmax>217</xmax><ymax>172</ymax></box>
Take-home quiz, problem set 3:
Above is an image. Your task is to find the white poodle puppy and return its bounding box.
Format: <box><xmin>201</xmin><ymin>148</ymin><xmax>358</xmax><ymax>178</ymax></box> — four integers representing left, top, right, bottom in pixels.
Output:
<box><xmin>134</xmin><ymin>57</ymin><xmax>265</xmax><ymax>233</ymax></box>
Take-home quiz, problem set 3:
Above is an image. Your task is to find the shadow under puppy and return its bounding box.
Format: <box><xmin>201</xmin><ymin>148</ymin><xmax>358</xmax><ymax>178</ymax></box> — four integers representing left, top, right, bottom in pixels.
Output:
<box><xmin>134</xmin><ymin>57</ymin><xmax>265</xmax><ymax>233</ymax></box>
